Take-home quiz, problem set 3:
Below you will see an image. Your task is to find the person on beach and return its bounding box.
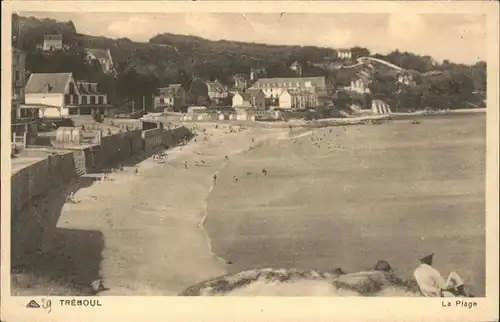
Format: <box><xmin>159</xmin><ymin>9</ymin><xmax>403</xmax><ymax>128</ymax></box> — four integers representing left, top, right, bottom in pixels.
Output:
<box><xmin>262</xmin><ymin>169</ymin><xmax>267</xmax><ymax>176</ymax></box>
<box><xmin>252</xmin><ymin>138</ymin><xmax>255</xmax><ymax>143</ymax></box>
<box><xmin>413</xmin><ymin>253</ymin><xmax>470</xmax><ymax>297</ymax></box>
<box><xmin>66</xmin><ymin>192</ymin><xmax>80</xmax><ymax>204</ymax></box>
<box><xmin>234</xmin><ymin>176</ymin><xmax>239</xmax><ymax>182</ymax></box>
<box><xmin>185</xmin><ymin>161</ymin><xmax>188</xmax><ymax>169</ymax></box>
<box><xmin>213</xmin><ymin>174</ymin><xmax>217</xmax><ymax>183</ymax></box>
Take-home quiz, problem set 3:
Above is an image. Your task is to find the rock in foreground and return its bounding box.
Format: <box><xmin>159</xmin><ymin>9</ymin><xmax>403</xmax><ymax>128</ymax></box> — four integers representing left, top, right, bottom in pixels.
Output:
<box><xmin>179</xmin><ymin>268</ymin><xmax>422</xmax><ymax>296</ymax></box>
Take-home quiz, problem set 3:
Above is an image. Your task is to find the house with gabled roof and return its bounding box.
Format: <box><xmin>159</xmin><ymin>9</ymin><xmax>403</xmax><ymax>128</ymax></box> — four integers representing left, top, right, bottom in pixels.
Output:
<box><xmin>84</xmin><ymin>48</ymin><xmax>116</xmax><ymax>75</ymax></box>
<box><xmin>22</xmin><ymin>72</ymin><xmax>112</xmax><ymax>118</ymax></box>
<box><xmin>278</xmin><ymin>88</ymin><xmax>318</xmax><ymax>110</ymax></box>
<box><xmin>232</xmin><ymin>89</ymin><xmax>266</xmax><ymax>110</ymax></box>
<box><xmin>206</xmin><ymin>80</ymin><xmax>230</xmax><ymax>105</ymax></box>
<box><xmin>43</xmin><ymin>34</ymin><xmax>63</xmax><ymax>51</ymax></box>
<box><xmin>154</xmin><ymin>84</ymin><xmax>187</xmax><ymax>111</ymax></box>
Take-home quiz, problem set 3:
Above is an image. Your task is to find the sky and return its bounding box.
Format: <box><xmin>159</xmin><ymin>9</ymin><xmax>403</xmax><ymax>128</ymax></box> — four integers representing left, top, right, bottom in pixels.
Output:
<box><xmin>19</xmin><ymin>12</ymin><xmax>487</xmax><ymax>64</ymax></box>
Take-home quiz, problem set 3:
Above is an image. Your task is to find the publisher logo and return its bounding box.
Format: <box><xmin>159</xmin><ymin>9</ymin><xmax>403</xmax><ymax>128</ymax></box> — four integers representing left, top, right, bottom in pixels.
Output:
<box><xmin>25</xmin><ymin>300</ymin><xmax>40</xmax><ymax>308</ymax></box>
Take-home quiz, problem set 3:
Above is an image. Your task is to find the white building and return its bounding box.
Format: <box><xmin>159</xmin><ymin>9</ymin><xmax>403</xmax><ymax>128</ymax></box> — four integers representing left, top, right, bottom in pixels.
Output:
<box><xmin>22</xmin><ymin>73</ymin><xmax>111</xmax><ymax>118</ymax></box>
<box><xmin>154</xmin><ymin>84</ymin><xmax>187</xmax><ymax>111</ymax></box>
<box><xmin>232</xmin><ymin>89</ymin><xmax>267</xmax><ymax>110</ymax></box>
<box><xmin>250</xmin><ymin>77</ymin><xmax>326</xmax><ymax>99</ymax></box>
<box><xmin>206</xmin><ymin>80</ymin><xmax>230</xmax><ymax>105</ymax></box>
<box><xmin>84</xmin><ymin>48</ymin><xmax>116</xmax><ymax>75</ymax></box>
<box><xmin>344</xmin><ymin>79</ymin><xmax>371</xmax><ymax>94</ymax></box>
<box><xmin>337</xmin><ymin>49</ymin><xmax>353</xmax><ymax>60</ymax></box>
<box><xmin>43</xmin><ymin>34</ymin><xmax>63</xmax><ymax>51</ymax></box>
<box><xmin>278</xmin><ymin>89</ymin><xmax>318</xmax><ymax>110</ymax></box>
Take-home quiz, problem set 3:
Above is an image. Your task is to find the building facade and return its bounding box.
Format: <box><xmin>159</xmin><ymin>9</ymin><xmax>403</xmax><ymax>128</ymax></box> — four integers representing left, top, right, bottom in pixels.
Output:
<box><xmin>337</xmin><ymin>49</ymin><xmax>353</xmax><ymax>60</ymax></box>
<box><xmin>12</xmin><ymin>48</ymin><xmax>26</xmax><ymax>123</ymax></box>
<box><xmin>250</xmin><ymin>68</ymin><xmax>267</xmax><ymax>81</ymax></box>
<box><xmin>232</xmin><ymin>73</ymin><xmax>251</xmax><ymax>91</ymax></box>
<box><xmin>84</xmin><ymin>48</ymin><xmax>116</xmax><ymax>75</ymax></box>
<box><xmin>43</xmin><ymin>34</ymin><xmax>63</xmax><ymax>51</ymax></box>
<box><xmin>232</xmin><ymin>89</ymin><xmax>266</xmax><ymax>110</ymax></box>
<box><xmin>345</xmin><ymin>79</ymin><xmax>371</xmax><ymax>94</ymax></box>
<box><xmin>249</xmin><ymin>77</ymin><xmax>326</xmax><ymax>100</ymax></box>
<box><xmin>206</xmin><ymin>81</ymin><xmax>230</xmax><ymax>105</ymax></box>
<box><xmin>290</xmin><ymin>61</ymin><xmax>303</xmax><ymax>76</ymax></box>
<box><xmin>154</xmin><ymin>84</ymin><xmax>187</xmax><ymax>111</ymax></box>
<box><xmin>23</xmin><ymin>73</ymin><xmax>111</xmax><ymax>118</ymax></box>
<box><xmin>397</xmin><ymin>72</ymin><xmax>416</xmax><ymax>86</ymax></box>
<box><xmin>278</xmin><ymin>89</ymin><xmax>318</xmax><ymax>110</ymax></box>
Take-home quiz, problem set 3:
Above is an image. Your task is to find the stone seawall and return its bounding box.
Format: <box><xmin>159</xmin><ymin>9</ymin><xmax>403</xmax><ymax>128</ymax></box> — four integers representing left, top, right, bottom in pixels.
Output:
<box><xmin>11</xmin><ymin>152</ymin><xmax>78</xmax><ymax>265</ymax></box>
<box><xmin>11</xmin><ymin>126</ymin><xmax>193</xmax><ymax>266</ymax></box>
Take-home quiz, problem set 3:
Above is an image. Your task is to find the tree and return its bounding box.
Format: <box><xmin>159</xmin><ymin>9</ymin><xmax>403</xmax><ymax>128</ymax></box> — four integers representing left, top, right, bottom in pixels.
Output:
<box><xmin>332</xmin><ymin>90</ymin><xmax>352</xmax><ymax>110</ymax></box>
<box><xmin>188</xmin><ymin>78</ymin><xmax>210</xmax><ymax>105</ymax></box>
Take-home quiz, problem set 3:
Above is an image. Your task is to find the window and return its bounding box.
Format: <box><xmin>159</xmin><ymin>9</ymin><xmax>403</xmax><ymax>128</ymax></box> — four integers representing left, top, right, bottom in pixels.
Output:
<box><xmin>64</xmin><ymin>94</ymin><xmax>71</xmax><ymax>105</ymax></box>
<box><xmin>14</xmin><ymin>70</ymin><xmax>20</xmax><ymax>83</ymax></box>
<box><xmin>69</xmin><ymin>82</ymin><xmax>75</xmax><ymax>94</ymax></box>
<box><xmin>159</xmin><ymin>98</ymin><xmax>165</xmax><ymax>104</ymax></box>
<box><xmin>98</xmin><ymin>96</ymin><xmax>104</xmax><ymax>105</ymax></box>
<box><xmin>82</xmin><ymin>96</ymin><xmax>88</xmax><ymax>104</ymax></box>
<box><xmin>90</xmin><ymin>96</ymin><xmax>96</xmax><ymax>105</ymax></box>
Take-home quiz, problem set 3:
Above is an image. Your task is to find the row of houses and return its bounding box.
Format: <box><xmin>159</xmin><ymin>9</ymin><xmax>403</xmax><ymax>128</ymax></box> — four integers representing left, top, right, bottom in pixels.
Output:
<box><xmin>152</xmin><ymin>76</ymin><xmax>330</xmax><ymax>112</ymax></box>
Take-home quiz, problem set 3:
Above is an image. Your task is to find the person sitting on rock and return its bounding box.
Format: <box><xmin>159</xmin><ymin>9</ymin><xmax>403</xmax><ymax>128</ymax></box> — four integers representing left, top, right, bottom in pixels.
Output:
<box><xmin>413</xmin><ymin>253</ymin><xmax>469</xmax><ymax>297</ymax></box>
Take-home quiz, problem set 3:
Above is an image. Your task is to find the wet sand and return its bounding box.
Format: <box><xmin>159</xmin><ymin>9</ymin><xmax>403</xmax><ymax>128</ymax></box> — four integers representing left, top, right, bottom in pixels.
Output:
<box><xmin>205</xmin><ymin>114</ymin><xmax>486</xmax><ymax>296</ymax></box>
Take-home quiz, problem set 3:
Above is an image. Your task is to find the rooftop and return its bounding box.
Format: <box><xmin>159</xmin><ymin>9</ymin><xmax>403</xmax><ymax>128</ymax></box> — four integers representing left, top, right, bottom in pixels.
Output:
<box><xmin>251</xmin><ymin>77</ymin><xmax>326</xmax><ymax>89</ymax></box>
<box><xmin>158</xmin><ymin>84</ymin><xmax>183</xmax><ymax>96</ymax></box>
<box><xmin>44</xmin><ymin>34</ymin><xmax>62</xmax><ymax>41</ymax></box>
<box><xmin>84</xmin><ymin>48</ymin><xmax>111</xmax><ymax>60</ymax></box>
<box><xmin>25</xmin><ymin>73</ymin><xmax>72</xmax><ymax>94</ymax></box>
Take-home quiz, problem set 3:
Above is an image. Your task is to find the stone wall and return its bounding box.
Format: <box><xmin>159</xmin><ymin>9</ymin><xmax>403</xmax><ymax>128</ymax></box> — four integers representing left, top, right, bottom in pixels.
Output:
<box><xmin>142</xmin><ymin>128</ymin><xmax>163</xmax><ymax>154</ymax></box>
<box><xmin>82</xmin><ymin>130</ymin><xmax>143</xmax><ymax>173</ymax></box>
<box><xmin>11</xmin><ymin>152</ymin><xmax>78</xmax><ymax>264</ymax></box>
<box><xmin>11</xmin><ymin>152</ymin><xmax>77</xmax><ymax>216</ymax></box>
<box><xmin>10</xmin><ymin>126</ymin><xmax>193</xmax><ymax>266</ymax></box>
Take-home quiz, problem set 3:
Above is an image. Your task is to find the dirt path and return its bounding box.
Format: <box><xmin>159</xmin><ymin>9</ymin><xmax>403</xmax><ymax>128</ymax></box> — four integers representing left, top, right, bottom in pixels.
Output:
<box><xmin>54</xmin><ymin>123</ymin><xmax>284</xmax><ymax>295</ymax></box>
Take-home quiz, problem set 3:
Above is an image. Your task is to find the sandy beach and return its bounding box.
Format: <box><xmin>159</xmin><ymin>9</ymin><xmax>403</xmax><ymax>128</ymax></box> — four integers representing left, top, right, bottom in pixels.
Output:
<box><xmin>40</xmin><ymin>122</ymin><xmax>287</xmax><ymax>295</ymax></box>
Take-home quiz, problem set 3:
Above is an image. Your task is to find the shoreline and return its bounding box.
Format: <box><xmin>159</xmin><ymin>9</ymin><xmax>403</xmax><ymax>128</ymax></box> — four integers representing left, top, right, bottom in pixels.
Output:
<box><xmin>253</xmin><ymin>107</ymin><xmax>487</xmax><ymax>129</ymax></box>
<box><xmin>199</xmin><ymin>126</ymin><xmax>314</xmax><ymax>268</ymax></box>
<box><xmin>198</xmin><ymin>126</ymin><xmax>290</xmax><ymax>266</ymax></box>
<box><xmin>41</xmin><ymin>122</ymin><xmax>288</xmax><ymax>295</ymax></box>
